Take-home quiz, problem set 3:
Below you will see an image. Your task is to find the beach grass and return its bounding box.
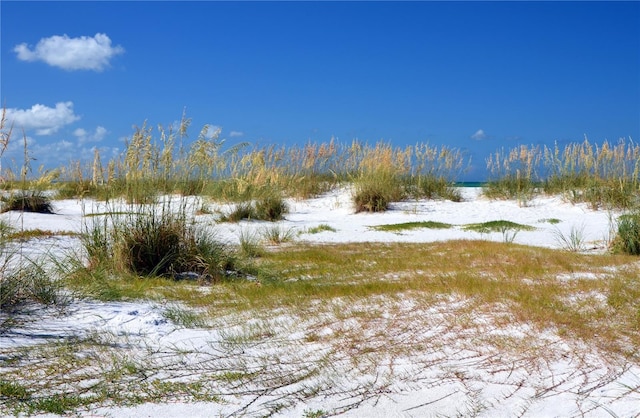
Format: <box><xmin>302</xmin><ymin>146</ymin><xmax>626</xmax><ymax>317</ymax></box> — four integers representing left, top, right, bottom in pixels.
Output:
<box><xmin>3</xmin><ymin>240</ymin><xmax>639</xmax><ymax>416</ymax></box>
<box><xmin>371</xmin><ymin>221</ymin><xmax>453</xmax><ymax>232</ymax></box>
<box><xmin>1</xmin><ymin>113</ymin><xmax>640</xmax><ymax>415</ymax></box>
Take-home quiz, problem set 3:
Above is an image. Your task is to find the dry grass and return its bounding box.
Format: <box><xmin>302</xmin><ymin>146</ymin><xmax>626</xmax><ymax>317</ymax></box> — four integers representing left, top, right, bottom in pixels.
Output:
<box><xmin>485</xmin><ymin>137</ymin><xmax>640</xmax><ymax>209</ymax></box>
<box><xmin>98</xmin><ymin>240</ymin><xmax>637</xmax><ymax>359</ymax></box>
<box><xmin>2</xmin><ymin>240</ymin><xmax>639</xmax><ymax>416</ymax></box>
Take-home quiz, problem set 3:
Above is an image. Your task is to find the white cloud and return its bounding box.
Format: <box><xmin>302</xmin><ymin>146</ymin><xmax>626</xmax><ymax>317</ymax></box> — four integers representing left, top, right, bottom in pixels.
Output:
<box><xmin>2</xmin><ymin>135</ymin><xmax>120</xmax><ymax>170</ymax></box>
<box><xmin>470</xmin><ymin>129</ymin><xmax>487</xmax><ymax>140</ymax></box>
<box><xmin>203</xmin><ymin>125</ymin><xmax>222</xmax><ymax>140</ymax></box>
<box><xmin>74</xmin><ymin>126</ymin><xmax>107</xmax><ymax>144</ymax></box>
<box><xmin>229</xmin><ymin>131</ymin><xmax>244</xmax><ymax>138</ymax></box>
<box><xmin>14</xmin><ymin>33</ymin><xmax>124</xmax><ymax>71</ymax></box>
<box><xmin>5</xmin><ymin>102</ymin><xmax>80</xmax><ymax>135</ymax></box>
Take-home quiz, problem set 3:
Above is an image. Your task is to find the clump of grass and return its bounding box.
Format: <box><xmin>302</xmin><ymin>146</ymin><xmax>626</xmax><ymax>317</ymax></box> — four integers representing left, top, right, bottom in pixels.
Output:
<box><xmin>463</xmin><ymin>220</ymin><xmax>535</xmax><ymax>234</ymax></box>
<box><xmin>352</xmin><ymin>179</ymin><xmax>400</xmax><ymax>213</ymax></box>
<box><xmin>1</xmin><ymin>192</ymin><xmax>54</xmax><ymax>214</ymax></box>
<box><xmin>484</xmin><ymin>144</ymin><xmax>541</xmax><ymax>203</ymax></box>
<box><xmin>0</xmin><ymin>380</ymin><xmax>31</xmax><ymax>402</ymax></box>
<box><xmin>372</xmin><ymin>221</ymin><xmax>452</xmax><ymax>232</ymax></box>
<box><xmin>611</xmin><ymin>213</ymin><xmax>640</xmax><ymax>255</ymax></box>
<box><xmin>485</xmin><ymin>138</ymin><xmax>640</xmax><ymax>210</ymax></box>
<box><xmin>78</xmin><ymin>200</ymin><xmax>242</xmax><ymax>282</ymax></box>
<box><xmin>220</xmin><ymin>202</ymin><xmax>256</xmax><ymax>223</ymax></box>
<box><xmin>220</xmin><ymin>195</ymin><xmax>288</xmax><ymax>222</ymax></box>
<box><xmin>539</xmin><ymin>218</ymin><xmax>561</xmax><ymax>224</ymax></box>
<box><xmin>0</xmin><ymin>262</ymin><xmax>66</xmax><ymax>315</ymax></box>
<box><xmin>553</xmin><ymin>224</ymin><xmax>587</xmax><ymax>252</ymax></box>
<box><xmin>238</xmin><ymin>229</ymin><xmax>265</xmax><ymax>257</ymax></box>
<box><xmin>350</xmin><ymin>141</ymin><xmax>467</xmax><ymax>212</ymax></box>
<box><xmin>306</xmin><ymin>224</ymin><xmax>337</xmax><ymax>234</ymax></box>
<box><xmin>254</xmin><ymin>194</ymin><xmax>288</xmax><ymax>221</ymax></box>
<box><xmin>261</xmin><ymin>225</ymin><xmax>295</xmax><ymax>245</ymax></box>
<box><xmin>7</xmin><ymin>229</ymin><xmax>78</xmax><ymax>241</ymax></box>
<box><xmin>163</xmin><ymin>305</ymin><xmax>207</xmax><ymax>328</ymax></box>
<box><xmin>405</xmin><ymin>174</ymin><xmax>462</xmax><ymax>202</ymax></box>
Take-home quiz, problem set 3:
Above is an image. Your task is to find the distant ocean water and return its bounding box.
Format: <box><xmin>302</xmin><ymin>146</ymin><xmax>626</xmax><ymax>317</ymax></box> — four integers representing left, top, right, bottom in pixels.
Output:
<box><xmin>455</xmin><ymin>181</ymin><xmax>486</xmax><ymax>188</ymax></box>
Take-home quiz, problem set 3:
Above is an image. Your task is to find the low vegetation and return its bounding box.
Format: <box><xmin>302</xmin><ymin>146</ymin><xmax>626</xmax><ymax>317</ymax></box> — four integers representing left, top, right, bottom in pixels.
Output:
<box><xmin>462</xmin><ymin>220</ymin><xmax>536</xmax><ymax>234</ymax></box>
<box><xmin>76</xmin><ymin>200</ymin><xmax>254</xmax><ymax>283</ymax></box>
<box><xmin>2</xmin><ymin>241</ymin><xmax>639</xmax><ymax>416</ymax></box>
<box><xmin>371</xmin><ymin>221</ymin><xmax>453</xmax><ymax>232</ymax></box>
<box><xmin>305</xmin><ymin>224</ymin><xmax>336</xmax><ymax>235</ymax></box>
<box><xmin>1</xmin><ymin>110</ymin><xmax>640</xmax><ymax>415</ymax></box>
<box><xmin>612</xmin><ymin>212</ymin><xmax>640</xmax><ymax>255</ymax></box>
<box><xmin>1</xmin><ymin>192</ymin><xmax>54</xmax><ymax>214</ymax></box>
<box><xmin>219</xmin><ymin>194</ymin><xmax>288</xmax><ymax>222</ymax></box>
<box><xmin>485</xmin><ymin>138</ymin><xmax>640</xmax><ymax>209</ymax></box>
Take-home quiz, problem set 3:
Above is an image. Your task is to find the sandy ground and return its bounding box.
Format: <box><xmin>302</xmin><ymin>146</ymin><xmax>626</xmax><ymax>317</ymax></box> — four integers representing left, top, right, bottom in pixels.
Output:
<box><xmin>1</xmin><ymin>187</ymin><xmax>639</xmax><ymax>417</ymax></box>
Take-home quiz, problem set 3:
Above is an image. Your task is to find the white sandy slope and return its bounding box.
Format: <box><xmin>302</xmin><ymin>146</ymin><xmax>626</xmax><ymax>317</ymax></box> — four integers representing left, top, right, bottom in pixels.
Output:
<box><xmin>1</xmin><ymin>188</ymin><xmax>639</xmax><ymax>418</ymax></box>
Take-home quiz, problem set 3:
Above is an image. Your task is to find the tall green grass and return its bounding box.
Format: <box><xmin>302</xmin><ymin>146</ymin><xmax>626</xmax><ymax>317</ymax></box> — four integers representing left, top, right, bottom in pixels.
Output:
<box><xmin>77</xmin><ymin>199</ymin><xmax>241</xmax><ymax>282</ymax></box>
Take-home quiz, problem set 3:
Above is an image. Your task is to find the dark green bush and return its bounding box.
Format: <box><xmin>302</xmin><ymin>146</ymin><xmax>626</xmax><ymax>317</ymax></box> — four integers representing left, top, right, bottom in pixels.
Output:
<box><xmin>220</xmin><ymin>202</ymin><xmax>256</xmax><ymax>222</ymax></box>
<box><xmin>1</xmin><ymin>192</ymin><xmax>54</xmax><ymax>214</ymax></box>
<box><xmin>220</xmin><ymin>196</ymin><xmax>288</xmax><ymax>222</ymax></box>
<box><xmin>612</xmin><ymin>213</ymin><xmax>640</xmax><ymax>255</ymax></box>
<box><xmin>114</xmin><ymin>211</ymin><xmax>235</xmax><ymax>280</ymax></box>
<box><xmin>353</xmin><ymin>184</ymin><xmax>390</xmax><ymax>213</ymax></box>
<box><xmin>254</xmin><ymin>195</ymin><xmax>288</xmax><ymax>221</ymax></box>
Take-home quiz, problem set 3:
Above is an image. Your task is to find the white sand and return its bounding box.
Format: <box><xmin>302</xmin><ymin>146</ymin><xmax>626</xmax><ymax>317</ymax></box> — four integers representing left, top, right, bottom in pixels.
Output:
<box><xmin>1</xmin><ymin>188</ymin><xmax>638</xmax><ymax>417</ymax></box>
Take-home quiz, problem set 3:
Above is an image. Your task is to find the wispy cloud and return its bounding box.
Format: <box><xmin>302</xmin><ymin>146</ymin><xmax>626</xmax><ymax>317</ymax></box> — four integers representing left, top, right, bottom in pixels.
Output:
<box><xmin>5</xmin><ymin>102</ymin><xmax>80</xmax><ymax>135</ymax></box>
<box><xmin>14</xmin><ymin>33</ymin><xmax>124</xmax><ymax>71</ymax></box>
<box><xmin>229</xmin><ymin>131</ymin><xmax>244</xmax><ymax>138</ymax></box>
<box><xmin>74</xmin><ymin>126</ymin><xmax>108</xmax><ymax>145</ymax></box>
<box><xmin>203</xmin><ymin>125</ymin><xmax>222</xmax><ymax>140</ymax></box>
<box><xmin>470</xmin><ymin>129</ymin><xmax>487</xmax><ymax>140</ymax></box>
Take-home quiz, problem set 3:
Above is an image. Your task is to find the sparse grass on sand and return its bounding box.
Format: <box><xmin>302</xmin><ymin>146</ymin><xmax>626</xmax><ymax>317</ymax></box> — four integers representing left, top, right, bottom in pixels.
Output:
<box><xmin>2</xmin><ymin>241</ymin><xmax>639</xmax><ymax>416</ymax></box>
<box><xmin>371</xmin><ymin>220</ymin><xmax>453</xmax><ymax>232</ymax></box>
<box><xmin>1</xmin><ymin>112</ymin><xmax>640</xmax><ymax>415</ymax></box>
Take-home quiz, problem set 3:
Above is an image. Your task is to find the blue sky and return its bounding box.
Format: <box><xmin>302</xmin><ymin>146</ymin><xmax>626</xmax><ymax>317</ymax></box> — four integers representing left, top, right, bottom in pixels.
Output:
<box><xmin>1</xmin><ymin>1</ymin><xmax>639</xmax><ymax>180</ymax></box>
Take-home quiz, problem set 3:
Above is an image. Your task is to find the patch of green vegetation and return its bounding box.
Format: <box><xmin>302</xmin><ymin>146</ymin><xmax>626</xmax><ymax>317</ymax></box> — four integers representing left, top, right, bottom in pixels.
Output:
<box><xmin>31</xmin><ymin>394</ymin><xmax>85</xmax><ymax>415</ymax></box>
<box><xmin>538</xmin><ymin>218</ymin><xmax>561</xmax><ymax>224</ymax></box>
<box><xmin>7</xmin><ymin>228</ymin><xmax>79</xmax><ymax>241</ymax></box>
<box><xmin>303</xmin><ymin>409</ymin><xmax>328</xmax><ymax>418</ymax></box>
<box><xmin>0</xmin><ymin>380</ymin><xmax>31</xmax><ymax>401</ymax></box>
<box><xmin>611</xmin><ymin>212</ymin><xmax>640</xmax><ymax>255</ymax></box>
<box><xmin>163</xmin><ymin>305</ymin><xmax>208</xmax><ymax>328</ymax></box>
<box><xmin>219</xmin><ymin>195</ymin><xmax>289</xmax><ymax>222</ymax></box>
<box><xmin>83</xmin><ymin>211</ymin><xmax>138</xmax><ymax>218</ymax></box>
<box><xmin>371</xmin><ymin>221</ymin><xmax>453</xmax><ymax>232</ymax></box>
<box><xmin>1</xmin><ymin>192</ymin><xmax>55</xmax><ymax>214</ymax></box>
<box><xmin>463</xmin><ymin>220</ymin><xmax>536</xmax><ymax>233</ymax></box>
<box><xmin>261</xmin><ymin>225</ymin><xmax>296</xmax><ymax>245</ymax></box>
<box><xmin>306</xmin><ymin>224</ymin><xmax>337</xmax><ymax>234</ymax></box>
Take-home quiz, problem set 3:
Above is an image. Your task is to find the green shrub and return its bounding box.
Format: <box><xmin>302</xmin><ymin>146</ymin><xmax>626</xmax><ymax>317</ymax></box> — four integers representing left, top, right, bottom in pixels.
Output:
<box><xmin>254</xmin><ymin>194</ymin><xmax>288</xmax><ymax>221</ymax></box>
<box><xmin>220</xmin><ymin>202</ymin><xmax>257</xmax><ymax>222</ymax></box>
<box><xmin>372</xmin><ymin>221</ymin><xmax>452</xmax><ymax>232</ymax></box>
<box><xmin>352</xmin><ymin>174</ymin><xmax>404</xmax><ymax>213</ymax></box>
<box><xmin>612</xmin><ymin>213</ymin><xmax>640</xmax><ymax>255</ymax></box>
<box><xmin>353</xmin><ymin>183</ymin><xmax>390</xmax><ymax>213</ymax></box>
<box><xmin>220</xmin><ymin>196</ymin><xmax>288</xmax><ymax>222</ymax></box>
<box><xmin>463</xmin><ymin>220</ymin><xmax>535</xmax><ymax>234</ymax></box>
<box><xmin>483</xmin><ymin>175</ymin><xmax>538</xmax><ymax>202</ymax></box>
<box><xmin>82</xmin><ymin>202</ymin><xmax>241</xmax><ymax>282</ymax></box>
<box><xmin>407</xmin><ymin>175</ymin><xmax>462</xmax><ymax>202</ymax></box>
<box><xmin>1</xmin><ymin>192</ymin><xmax>54</xmax><ymax>214</ymax></box>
